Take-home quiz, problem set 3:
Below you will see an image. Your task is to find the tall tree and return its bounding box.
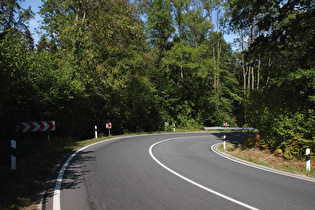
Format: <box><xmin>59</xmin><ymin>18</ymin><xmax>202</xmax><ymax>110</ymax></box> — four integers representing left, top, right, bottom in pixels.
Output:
<box><xmin>171</xmin><ymin>0</ymin><xmax>190</xmax><ymax>42</ymax></box>
<box><xmin>227</xmin><ymin>0</ymin><xmax>315</xmax><ymax>157</ymax></box>
<box><xmin>145</xmin><ymin>0</ymin><xmax>175</xmax><ymax>60</ymax></box>
<box><xmin>0</xmin><ymin>0</ymin><xmax>33</xmax><ymax>34</ymax></box>
<box><xmin>0</xmin><ymin>0</ymin><xmax>35</xmax><ymax>138</ymax></box>
<box><xmin>38</xmin><ymin>0</ymin><xmax>160</xmax><ymax>135</ymax></box>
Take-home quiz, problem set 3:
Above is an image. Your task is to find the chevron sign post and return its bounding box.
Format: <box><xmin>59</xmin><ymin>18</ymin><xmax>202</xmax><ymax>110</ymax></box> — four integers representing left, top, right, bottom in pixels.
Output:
<box><xmin>106</xmin><ymin>123</ymin><xmax>112</xmax><ymax>136</ymax></box>
<box><xmin>16</xmin><ymin>121</ymin><xmax>55</xmax><ymax>132</ymax></box>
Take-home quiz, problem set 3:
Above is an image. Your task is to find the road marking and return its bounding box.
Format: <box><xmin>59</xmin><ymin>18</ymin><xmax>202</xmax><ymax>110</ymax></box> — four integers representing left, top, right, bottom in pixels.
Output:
<box><xmin>53</xmin><ymin>150</ymin><xmax>79</xmax><ymax>210</ymax></box>
<box><xmin>52</xmin><ymin>136</ymin><xmax>134</xmax><ymax>210</ymax></box>
<box><xmin>53</xmin><ymin>143</ymin><xmax>97</xmax><ymax>210</ymax></box>
<box><xmin>211</xmin><ymin>143</ymin><xmax>315</xmax><ymax>183</ymax></box>
<box><xmin>149</xmin><ymin>137</ymin><xmax>259</xmax><ymax>210</ymax></box>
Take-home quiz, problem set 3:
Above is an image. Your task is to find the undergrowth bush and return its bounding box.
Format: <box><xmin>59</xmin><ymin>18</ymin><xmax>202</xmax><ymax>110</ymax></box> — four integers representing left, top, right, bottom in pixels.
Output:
<box><xmin>246</xmin><ymin>68</ymin><xmax>315</xmax><ymax>159</ymax></box>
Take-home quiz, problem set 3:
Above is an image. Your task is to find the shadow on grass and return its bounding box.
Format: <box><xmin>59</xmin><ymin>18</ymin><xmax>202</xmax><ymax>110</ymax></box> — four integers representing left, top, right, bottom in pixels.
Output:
<box><xmin>0</xmin><ymin>147</ymin><xmax>74</xmax><ymax>210</ymax></box>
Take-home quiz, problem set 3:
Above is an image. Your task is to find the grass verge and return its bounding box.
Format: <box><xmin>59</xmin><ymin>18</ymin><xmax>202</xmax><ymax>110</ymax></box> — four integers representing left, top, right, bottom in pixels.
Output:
<box><xmin>218</xmin><ymin>143</ymin><xmax>315</xmax><ymax>178</ymax></box>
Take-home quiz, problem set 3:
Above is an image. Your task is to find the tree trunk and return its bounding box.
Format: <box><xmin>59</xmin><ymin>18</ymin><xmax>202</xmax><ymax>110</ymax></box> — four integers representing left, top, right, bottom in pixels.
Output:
<box><xmin>251</xmin><ymin>66</ymin><xmax>254</xmax><ymax>90</ymax></box>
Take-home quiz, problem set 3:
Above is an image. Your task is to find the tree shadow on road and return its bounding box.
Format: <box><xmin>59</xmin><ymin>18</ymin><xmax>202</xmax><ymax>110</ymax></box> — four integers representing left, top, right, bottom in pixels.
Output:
<box><xmin>42</xmin><ymin>150</ymin><xmax>96</xmax><ymax>207</ymax></box>
<box><xmin>62</xmin><ymin>151</ymin><xmax>95</xmax><ymax>189</ymax></box>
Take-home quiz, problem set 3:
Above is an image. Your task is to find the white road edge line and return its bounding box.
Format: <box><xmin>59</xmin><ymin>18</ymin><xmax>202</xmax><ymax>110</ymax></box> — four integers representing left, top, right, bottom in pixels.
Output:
<box><xmin>211</xmin><ymin>143</ymin><xmax>315</xmax><ymax>183</ymax></box>
<box><xmin>53</xmin><ymin>136</ymin><xmax>131</xmax><ymax>210</ymax></box>
<box><xmin>149</xmin><ymin>138</ymin><xmax>259</xmax><ymax>210</ymax></box>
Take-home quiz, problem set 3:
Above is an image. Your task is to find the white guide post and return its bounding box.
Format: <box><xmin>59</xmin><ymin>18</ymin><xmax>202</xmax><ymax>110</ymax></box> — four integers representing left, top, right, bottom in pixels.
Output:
<box><xmin>95</xmin><ymin>125</ymin><xmax>98</xmax><ymax>139</ymax></box>
<box><xmin>11</xmin><ymin>140</ymin><xmax>16</xmax><ymax>171</ymax></box>
<box><xmin>223</xmin><ymin>135</ymin><xmax>226</xmax><ymax>150</ymax></box>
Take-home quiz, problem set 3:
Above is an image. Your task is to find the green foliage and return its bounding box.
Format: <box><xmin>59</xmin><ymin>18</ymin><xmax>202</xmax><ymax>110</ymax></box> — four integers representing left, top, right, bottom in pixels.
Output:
<box><xmin>2</xmin><ymin>3</ymin><xmax>315</xmax><ymax>208</ymax></box>
<box><xmin>0</xmin><ymin>28</ymin><xmax>34</xmax><ymax>136</ymax></box>
<box><xmin>226</xmin><ymin>0</ymin><xmax>315</xmax><ymax>158</ymax></box>
<box><xmin>145</xmin><ymin>0</ymin><xmax>175</xmax><ymax>54</ymax></box>
<box><xmin>123</xmin><ymin>76</ymin><xmax>162</xmax><ymax>132</ymax></box>
<box><xmin>0</xmin><ymin>0</ymin><xmax>34</xmax><ymax>34</ymax></box>
<box><xmin>246</xmin><ymin>68</ymin><xmax>315</xmax><ymax>158</ymax></box>
<box><xmin>1</xmin><ymin>0</ymin><xmax>244</xmax><ymax>144</ymax></box>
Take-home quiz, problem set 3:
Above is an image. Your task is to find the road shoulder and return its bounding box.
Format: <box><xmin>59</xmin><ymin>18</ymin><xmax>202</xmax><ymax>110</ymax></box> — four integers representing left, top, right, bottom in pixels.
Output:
<box><xmin>212</xmin><ymin>143</ymin><xmax>315</xmax><ymax>183</ymax></box>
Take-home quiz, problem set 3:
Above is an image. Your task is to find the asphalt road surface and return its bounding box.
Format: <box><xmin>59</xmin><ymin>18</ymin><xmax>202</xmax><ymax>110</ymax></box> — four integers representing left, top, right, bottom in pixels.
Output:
<box><xmin>45</xmin><ymin>133</ymin><xmax>315</xmax><ymax>210</ymax></box>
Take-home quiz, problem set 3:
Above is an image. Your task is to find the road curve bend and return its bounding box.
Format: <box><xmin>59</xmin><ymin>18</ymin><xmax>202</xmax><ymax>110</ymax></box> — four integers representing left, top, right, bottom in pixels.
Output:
<box><xmin>45</xmin><ymin>133</ymin><xmax>315</xmax><ymax>210</ymax></box>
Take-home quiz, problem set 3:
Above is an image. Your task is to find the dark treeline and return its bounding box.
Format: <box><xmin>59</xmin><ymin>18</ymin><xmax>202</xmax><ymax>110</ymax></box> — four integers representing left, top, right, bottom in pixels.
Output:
<box><xmin>1</xmin><ymin>0</ymin><xmax>314</xmax><ymax>159</ymax></box>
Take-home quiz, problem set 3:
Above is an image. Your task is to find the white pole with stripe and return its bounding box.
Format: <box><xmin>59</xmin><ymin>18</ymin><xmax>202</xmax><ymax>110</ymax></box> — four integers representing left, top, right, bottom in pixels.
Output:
<box><xmin>306</xmin><ymin>148</ymin><xmax>311</xmax><ymax>171</ymax></box>
<box><xmin>223</xmin><ymin>135</ymin><xmax>226</xmax><ymax>150</ymax></box>
<box><xmin>11</xmin><ymin>140</ymin><xmax>16</xmax><ymax>171</ymax></box>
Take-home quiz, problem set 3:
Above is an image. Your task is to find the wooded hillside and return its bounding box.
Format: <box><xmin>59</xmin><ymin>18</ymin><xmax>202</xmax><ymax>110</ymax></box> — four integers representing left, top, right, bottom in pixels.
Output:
<box><xmin>1</xmin><ymin>0</ymin><xmax>314</xmax><ymax>158</ymax></box>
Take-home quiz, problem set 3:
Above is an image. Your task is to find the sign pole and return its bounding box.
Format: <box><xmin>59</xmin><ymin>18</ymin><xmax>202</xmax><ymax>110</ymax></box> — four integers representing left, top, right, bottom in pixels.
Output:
<box><xmin>106</xmin><ymin>123</ymin><xmax>112</xmax><ymax>136</ymax></box>
<box><xmin>28</xmin><ymin>132</ymin><xmax>32</xmax><ymax>152</ymax></box>
<box><xmin>48</xmin><ymin>131</ymin><xmax>51</xmax><ymax>146</ymax></box>
<box><xmin>16</xmin><ymin>120</ymin><xmax>56</xmax><ymax>150</ymax></box>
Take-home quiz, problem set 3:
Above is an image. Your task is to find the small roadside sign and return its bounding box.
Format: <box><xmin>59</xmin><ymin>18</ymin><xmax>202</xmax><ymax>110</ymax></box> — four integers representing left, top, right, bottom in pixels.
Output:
<box><xmin>106</xmin><ymin>123</ymin><xmax>112</xmax><ymax>129</ymax></box>
<box><xmin>164</xmin><ymin>122</ymin><xmax>169</xmax><ymax>132</ymax></box>
<box><xmin>106</xmin><ymin>123</ymin><xmax>112</xmax><ymax>136</ymax></box>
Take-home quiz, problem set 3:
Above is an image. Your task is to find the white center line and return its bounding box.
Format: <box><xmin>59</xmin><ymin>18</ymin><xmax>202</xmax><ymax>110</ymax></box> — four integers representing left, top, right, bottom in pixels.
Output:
<box><xmin>149</xmin><ymin>137</ymin><xmax>259</xmax><ymax>210</ymax></box>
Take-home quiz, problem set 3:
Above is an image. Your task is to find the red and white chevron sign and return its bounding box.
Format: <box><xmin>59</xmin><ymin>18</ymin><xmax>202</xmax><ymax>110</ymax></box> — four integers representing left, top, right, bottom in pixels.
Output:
<box><xmin>106</xmin><ymin>123</ymin><xmax>112</xmax><ymax>129</ymax></box>
<box><xmin>16</xmin><ymin>121</ymin><xmax>55</xmax><ymax>132</ymax></box>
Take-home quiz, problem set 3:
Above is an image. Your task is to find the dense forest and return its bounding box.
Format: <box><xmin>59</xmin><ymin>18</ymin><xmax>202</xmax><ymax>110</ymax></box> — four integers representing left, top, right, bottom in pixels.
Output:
<box><xmin>1</xmin><ymin>0</ymin><xmax>314</xmax><ymax>158</ymax></box>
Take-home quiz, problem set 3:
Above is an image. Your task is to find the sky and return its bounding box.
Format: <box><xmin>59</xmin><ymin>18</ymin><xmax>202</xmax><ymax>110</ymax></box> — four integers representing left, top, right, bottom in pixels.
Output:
<box><xmin>20</xmin><ymin>0</ymin><xmax>43</xmax><ymax>44</ymax></box>
<box><xmin>21</xmin><ymin>0</ymin><xmax>237</xmax><ymax>48</ymax></box>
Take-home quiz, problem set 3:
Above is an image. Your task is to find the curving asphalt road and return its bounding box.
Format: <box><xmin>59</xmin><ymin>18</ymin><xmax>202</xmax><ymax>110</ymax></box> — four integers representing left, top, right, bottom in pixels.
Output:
<box><xmin>44</xmin><ymin>133</ymin><xmax>315</xmax><ymax>210</ymax></box>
